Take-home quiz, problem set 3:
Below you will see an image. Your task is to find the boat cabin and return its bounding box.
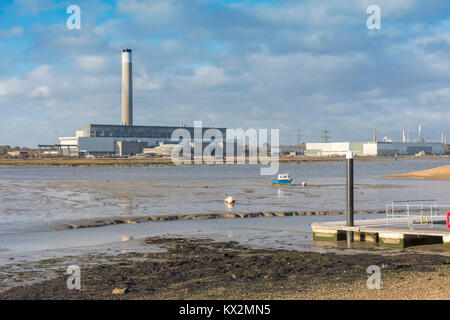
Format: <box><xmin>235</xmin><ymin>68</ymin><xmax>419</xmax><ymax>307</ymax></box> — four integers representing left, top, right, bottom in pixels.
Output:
<box><xmin>278</xmin><ymin>173</ymin><xmax>291</xmax><ymax>180</ymax></box>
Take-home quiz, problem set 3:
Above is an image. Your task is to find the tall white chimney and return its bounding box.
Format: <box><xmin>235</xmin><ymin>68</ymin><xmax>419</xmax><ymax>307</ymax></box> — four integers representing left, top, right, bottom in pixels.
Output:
<box><xmin>418</xmin><ymin>124</ymin><xmax>422</xmax><ymax>142</ymax></box>
<box><xmin>402</xmin><ymin>128</ymin><xmax>406</xmax><ymax>143</ymax></box>
<box><xmin>121</xmin><ymin>49</ymin><xmax>133</xmax><ymax>126</ymax></box>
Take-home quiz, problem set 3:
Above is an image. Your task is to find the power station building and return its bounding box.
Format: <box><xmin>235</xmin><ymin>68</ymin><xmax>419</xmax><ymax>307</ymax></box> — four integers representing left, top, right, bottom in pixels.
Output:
<box><xmin>58</xmin><ymin>49</ymin><xmax>227</xmax><ymax>157</ymax></box>
<box><xmin>305</xmin><ymin>141</ymin><xmax>446</xmax><ymax>156</ymax></box>
<box><xmin>59</xmin><ymin>124</ymin><xmax>227</xmax><ymax>156</ymax></box>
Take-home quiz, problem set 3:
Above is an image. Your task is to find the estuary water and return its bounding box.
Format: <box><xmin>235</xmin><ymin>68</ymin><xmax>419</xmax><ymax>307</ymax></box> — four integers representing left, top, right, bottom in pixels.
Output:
<box><xmin>0</xmin><ymin>158</ymin><xmax>449</xmax><ymax>260</ymax></box>
<box><xmin>0</xmin><ymin>158</ymin><xmax>449</xmax><ymax>237</ymax></box>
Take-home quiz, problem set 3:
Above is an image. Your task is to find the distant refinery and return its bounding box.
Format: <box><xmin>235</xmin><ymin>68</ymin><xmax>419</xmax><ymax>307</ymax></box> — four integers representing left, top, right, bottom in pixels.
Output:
<box><xmin>395</xmin><ymin>125</ymin><xmax>447</xmax><ymax>144</ymax></box>
<box><xmin>306</xmin><ymin>124</ymin><xmax>447</xmax><ymax>156</ymax></box>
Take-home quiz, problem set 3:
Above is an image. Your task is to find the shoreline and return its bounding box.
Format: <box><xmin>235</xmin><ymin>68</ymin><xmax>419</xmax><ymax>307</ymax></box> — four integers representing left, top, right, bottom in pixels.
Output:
<box><xmin>0</xmin><ymin>155</ymin><xmax>448</xmax><ymax>167</ymax></box>
<box><xmin>0</xmin><ymin>237</ymin><xmax>449</xmax><ymax>300</ymax></box>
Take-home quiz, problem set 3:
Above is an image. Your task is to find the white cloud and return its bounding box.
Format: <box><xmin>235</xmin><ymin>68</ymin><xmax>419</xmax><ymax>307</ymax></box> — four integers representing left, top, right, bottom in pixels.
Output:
<box><xmin>0</xmin><ymin>27</ymin><xmax>23</xmax><ymax>38</ymax></box>
<box><xmin>93</xmin><ymin>20</ymin><xmax>123</xmax><ymax>37</ymax></box>
<box><xmin>175</xmin><ymin>66</ymin><xmax>227</xmax><ymax>89</ymax></box>
<box><xmin>160</xmin><ymin>39</ymin><xmax>182</xmax><ymax>52</ymax></box>
<box><xmin>23</xmin><ymin>65</ymin><xmax>53</xmax><ymax>84</ymax></box>
<box><xmin>0</xmin><ymin>77</ymin><xmax>21</xmax><ymax>97</ymax></box>
<box><xmin>251</xmin><ymin>0</ymin><xmax>421</xmax><ymax>29</ymax></box>
<box><xmin>240</xmin><ymin>51</ymin><xmax>368</xmax><ymax>94</ymax></box>
<box><xmin>357</xmin><ymin>0</ymin><xmax>418</xmax><ymax>16</ymax></box>
<box><xmin>31</xmin><ymin>86</ymin><xmax>50</xmax><ymax>98</ymax></box>
<box><xmin>0</xmin><ymin>67</ymin><xmax>52</xmax><ymax>99</ymax></box>
<box><xmin>135</xmin><ymin>70</ymin><xmax>164</xmax><ymax>91</ymax></box>
<box><xmin>116</xmin><ymin>0</ymin><xmax>182</xmax><ymax>22</ymax></box>
<box><xmin>14</xmin><ymin>0</ymin><xmax>57</xmax><ymax>15</ymax></box>
<box><xmin>75</xmin><ymin>55</ymin><xmax>108</xmax><ymax>73</ymax></box>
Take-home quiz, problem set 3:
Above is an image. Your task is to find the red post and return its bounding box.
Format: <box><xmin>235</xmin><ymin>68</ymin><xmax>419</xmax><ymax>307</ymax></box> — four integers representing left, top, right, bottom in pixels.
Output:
<box><xmin>447</xmin><ymin>211</ymin><xmax>450</xmax><ymax>229</ymax></box>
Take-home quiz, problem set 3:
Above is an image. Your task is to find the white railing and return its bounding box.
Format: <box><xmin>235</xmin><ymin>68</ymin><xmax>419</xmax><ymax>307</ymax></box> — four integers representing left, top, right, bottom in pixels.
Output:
<box><xmin>385</xmin><ymin>200</ymin><xmax>449</xmax><ymax>229</ymax></box>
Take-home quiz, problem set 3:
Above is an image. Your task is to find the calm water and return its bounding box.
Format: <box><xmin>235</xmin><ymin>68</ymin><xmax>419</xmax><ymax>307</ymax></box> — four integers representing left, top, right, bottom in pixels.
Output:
<box><xmin>0</xmin><ymin>158</ymin><xmax>448</xmax><ymax>261</ymax></box>
<box><xmin>0</xmin><ymin>214</ymin><xmax>388</xmax><ymax>266</ymax></box>
<box><xmin>0</xmin><ymin>158</ymin><xmax>449</xmax><ymax>236</ymax></box>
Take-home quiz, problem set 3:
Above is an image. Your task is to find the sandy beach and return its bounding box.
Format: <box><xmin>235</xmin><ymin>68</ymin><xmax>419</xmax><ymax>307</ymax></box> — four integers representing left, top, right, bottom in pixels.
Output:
<box><xmin>384</xmin><ymin>165</ymin><xmax>450</xmax><ymax>180</ymax></box>
<box><xmin>1</xmin><ymin>237</ymin><xmax>449</xmax><ymax>300</ymax></box>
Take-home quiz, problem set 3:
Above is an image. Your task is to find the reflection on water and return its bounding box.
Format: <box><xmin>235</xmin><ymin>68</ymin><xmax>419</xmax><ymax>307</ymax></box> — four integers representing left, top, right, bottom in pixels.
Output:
<box><xmin>119</xmin><ymin>199</ymin><xmax>134</xmax><ymax>216</ymax></box>
<box><xmin>0</xmin><ymin>214</ymin><xmax>386</xmax><ymax>261</ymax></box>
<box><xmin>0</xmin><ymin>158</ymin><xmax>448</xmax><ymax>235</ymax></box>
<box><xmin>3</xmin><ymin>213</ymin><xmax>447</xmax><ymax>267</ymax></box>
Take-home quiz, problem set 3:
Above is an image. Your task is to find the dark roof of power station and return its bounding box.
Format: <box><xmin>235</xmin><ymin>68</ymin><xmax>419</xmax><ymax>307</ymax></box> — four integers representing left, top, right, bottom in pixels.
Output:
<box><xmin>82</xmin><ymin>124</ymin><xmax>226</xmax><ymax>139</ymax></box>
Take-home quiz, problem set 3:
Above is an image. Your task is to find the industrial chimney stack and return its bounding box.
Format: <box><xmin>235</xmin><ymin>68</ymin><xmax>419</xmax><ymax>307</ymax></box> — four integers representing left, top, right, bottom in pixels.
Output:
<box><xmin>121</xmin><ymin>49</ymin><xmax>133</xmax><ymax>126</ymax></box>
<box><xmin>418</xmin><ymin>124</ymin><xmax>422</xmax><ymax>142</ymax></box>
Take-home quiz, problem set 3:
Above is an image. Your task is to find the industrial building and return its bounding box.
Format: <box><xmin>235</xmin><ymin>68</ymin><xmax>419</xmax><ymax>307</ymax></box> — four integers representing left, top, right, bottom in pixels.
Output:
<box><xmin>59</xmin><ymin>124</ymin><xmax>227</xmax><ymax>157</ymax></box>
<box><xmin>305</xmin><ymin>141</ymin><xmax>446</xmax><ymax>156</ymax></box>
<box><xmin>58</xmin><ymin>49</ymin><xmax>227</xmax><ymax>157</ymax></box>
<box><xmin>278</xmin><ymin>144</ymin><xmax>306</xmax><ymax>155</ymax></box>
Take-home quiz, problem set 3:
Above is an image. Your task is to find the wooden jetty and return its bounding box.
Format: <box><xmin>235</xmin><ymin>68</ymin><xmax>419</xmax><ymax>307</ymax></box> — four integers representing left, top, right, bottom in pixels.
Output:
<box><xmin>312</xmin><ymin>217</ymin><xmax>450</xmax><ymax>249</ymax></box>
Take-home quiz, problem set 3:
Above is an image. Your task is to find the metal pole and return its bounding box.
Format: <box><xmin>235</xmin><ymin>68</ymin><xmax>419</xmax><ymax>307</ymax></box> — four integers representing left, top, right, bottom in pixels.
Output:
<box><xmin>346</xmin><ymin>151</ymin><xmax>354</xmax><ymax>244</ymax></box>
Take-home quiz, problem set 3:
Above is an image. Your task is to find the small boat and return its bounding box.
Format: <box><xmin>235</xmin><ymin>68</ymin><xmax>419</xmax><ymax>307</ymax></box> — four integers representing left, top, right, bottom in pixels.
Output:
<box><xmin>271</xmin><ymin>173</ymin><xmax>293</xmax><ymax>185</ymax></box>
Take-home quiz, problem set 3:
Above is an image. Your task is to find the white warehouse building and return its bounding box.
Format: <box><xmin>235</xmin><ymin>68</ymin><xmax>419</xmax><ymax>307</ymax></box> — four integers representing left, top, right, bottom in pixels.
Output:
<box><xmin>305</xmin><ymin>141</ymin><xmax>446</xmax><ymax>156</ymax></box>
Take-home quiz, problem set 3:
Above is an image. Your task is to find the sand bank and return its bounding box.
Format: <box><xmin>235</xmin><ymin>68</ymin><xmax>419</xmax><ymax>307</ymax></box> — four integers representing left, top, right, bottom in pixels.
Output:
<box><xmin>384</xmin><ymin>165</ymin><xmax>450</xmax><ymax>180</ymax></box>
<box><xmin>50</xmin><ymin>209</ymin><xmax>386</xmax><ymax>231</ymax></box>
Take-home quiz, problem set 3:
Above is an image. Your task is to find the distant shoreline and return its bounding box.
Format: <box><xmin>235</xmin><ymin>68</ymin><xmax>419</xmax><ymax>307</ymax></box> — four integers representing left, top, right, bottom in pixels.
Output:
<box><xmin>384</xmin><ymin>164</ymin><xmax>450</xmax><ymax>180</ymax></box>
<box><xmin>0</xmin><ymin>155</ymin><xmax>448</xmax><ymax>167</ymax></box>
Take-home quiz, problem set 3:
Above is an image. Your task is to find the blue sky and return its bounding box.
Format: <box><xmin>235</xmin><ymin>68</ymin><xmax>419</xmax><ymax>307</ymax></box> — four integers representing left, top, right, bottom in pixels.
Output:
<box><xmin>1</xmin><ymin>0</ymin><xmax>450</xmax><ymax>147</ymax></box>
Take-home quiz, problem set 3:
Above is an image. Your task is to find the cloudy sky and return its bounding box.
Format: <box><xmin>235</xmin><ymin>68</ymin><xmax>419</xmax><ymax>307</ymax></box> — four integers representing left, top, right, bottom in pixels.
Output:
<box><xmin>0</xmin><ymin>0</ymin><xmax>449</xmax><ymax>147</ymax></box>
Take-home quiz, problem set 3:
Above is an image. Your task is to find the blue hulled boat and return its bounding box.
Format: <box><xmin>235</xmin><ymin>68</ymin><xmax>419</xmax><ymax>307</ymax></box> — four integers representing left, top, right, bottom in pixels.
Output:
<box><xmin>271</xmin><ymin>173</ymin><xmax>293</xmax><ymax>185</ymax></box>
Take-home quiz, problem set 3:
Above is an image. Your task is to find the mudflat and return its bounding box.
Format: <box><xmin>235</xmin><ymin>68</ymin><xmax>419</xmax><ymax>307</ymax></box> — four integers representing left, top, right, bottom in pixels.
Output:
<box><xmin>384</xmin><ymin>165</ymin><xmax>450</xmax><ymax>180</ymax></box>
<box><xmin>0</xmin><ymin>237</ymin><xmax>449</xmax><ymax>300</ymax></box>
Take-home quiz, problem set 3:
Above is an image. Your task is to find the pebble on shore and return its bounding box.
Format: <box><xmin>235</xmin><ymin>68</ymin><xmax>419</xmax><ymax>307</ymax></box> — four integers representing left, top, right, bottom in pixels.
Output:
<box><xmin>112</xmin><ymin>288</ymin><xmax>128</xmax><ymax>295</ymax></box>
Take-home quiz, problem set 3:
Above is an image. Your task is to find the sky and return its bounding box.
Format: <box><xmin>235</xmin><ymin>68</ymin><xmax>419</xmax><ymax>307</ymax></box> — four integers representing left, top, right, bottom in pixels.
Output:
<box><xmin>0</xmin><ymin>0</ymin><xmax>449</xmax><ymax>147</ymax></box>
